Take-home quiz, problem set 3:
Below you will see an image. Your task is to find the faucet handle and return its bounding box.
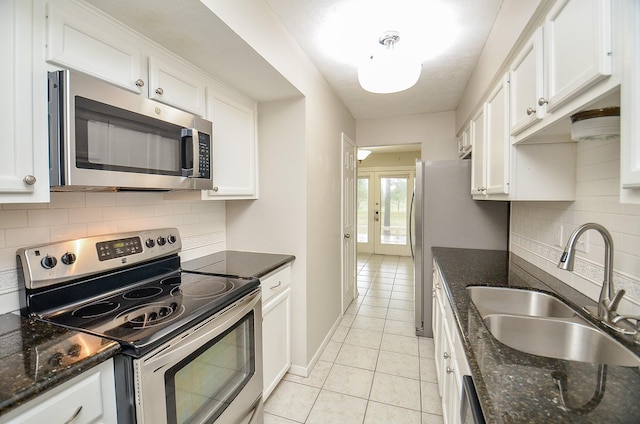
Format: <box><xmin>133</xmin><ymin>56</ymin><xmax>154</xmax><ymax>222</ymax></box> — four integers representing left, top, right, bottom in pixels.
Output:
<box><xmin>612</xmin><ymin>314</ymin><xmax>640</xmax><ymax>330</ymax></box>
<box><xmin>604</xmin><ymin>289</ymin><xmax>626</xmax><ymax>313</ymax></box>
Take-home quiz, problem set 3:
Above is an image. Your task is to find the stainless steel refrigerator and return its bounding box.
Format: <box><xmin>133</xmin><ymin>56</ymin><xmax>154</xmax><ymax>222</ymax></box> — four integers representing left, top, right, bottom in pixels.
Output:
<box><xmin>413</xmin><ymin>159</ymin><xmax>509</xmax><ymax>337</ymax></box>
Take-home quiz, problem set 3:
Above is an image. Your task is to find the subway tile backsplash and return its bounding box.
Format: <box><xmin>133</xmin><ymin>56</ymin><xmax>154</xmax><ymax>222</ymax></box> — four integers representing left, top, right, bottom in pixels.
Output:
<box><xmin>511</xmin><ymin>139</ymin><xmax>640</xmax><ymax>315</ymax></box>
<box><xmin>0</xmin><ymin>191</ymin><xmax>226</xmax><ymax>314</ymax></box>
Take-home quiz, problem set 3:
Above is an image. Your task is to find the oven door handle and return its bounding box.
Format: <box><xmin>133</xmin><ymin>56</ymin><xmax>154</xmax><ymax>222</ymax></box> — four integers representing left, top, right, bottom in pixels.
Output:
<box><xmin>140</xmin><ymin>289</ymin><xmax>260</xmax><ymax>372</ymax></box>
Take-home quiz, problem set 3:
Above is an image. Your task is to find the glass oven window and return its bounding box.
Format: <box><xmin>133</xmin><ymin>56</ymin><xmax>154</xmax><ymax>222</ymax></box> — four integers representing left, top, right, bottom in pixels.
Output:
<box><xmin>74</xmin><ymin>96</ymin><xmax>183</xmax><ymax>176</ymax></box>
<box><xmin>165</xmin><ymin>311</ymin><xmax>255</xmax><ymax>424</ymax></box>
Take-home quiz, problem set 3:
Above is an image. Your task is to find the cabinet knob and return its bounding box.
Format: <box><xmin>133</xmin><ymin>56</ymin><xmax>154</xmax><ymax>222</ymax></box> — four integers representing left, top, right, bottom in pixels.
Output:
<box><xmin>526</xmin><ymin>107</ymin><xmax>535</xmax><ymax>116</ymax></box>
<box><xmin>443</xmin><ymin>351</ymin><xmax>450</xmax><ymax>359</ymax></box>
<box><xmin>538</xmin><ymin>97</ymin><xmax>548</xmax><ymax>106</ymax></box>
<box><xmin>344</xmin><ymin>233</ymin><xmax>351</xmax><ymax>239</ymax></box>
<box><xmin>212</xmin><ymin>186</ymin><xmax>219</xmax><ymax>192</ymax></box>
<box><xmin>155</xmin><ymin>87</ymin><xmax>164</xmax><ymax>95</ymax></box>
<box><xmin>135</xmin><ymin>79</ymin><xmax>145</xmax><ymax>87</ymax></box>
<box><xmin>23</xmin><ymin>175</ymin><xmax>36</xmax><ymax>185</ymax></box>
<box><xmin>446</xmin><ymin>365</ymin><xmax>455</xmax><ymax>374</ymax></box>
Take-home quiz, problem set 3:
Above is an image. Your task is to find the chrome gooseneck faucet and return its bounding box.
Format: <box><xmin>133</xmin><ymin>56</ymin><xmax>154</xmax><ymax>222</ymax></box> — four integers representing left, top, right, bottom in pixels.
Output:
<box><xmin>557</xmin><ymin>223</ymin><xmax>624</xmax><ymax>322</ymax></box>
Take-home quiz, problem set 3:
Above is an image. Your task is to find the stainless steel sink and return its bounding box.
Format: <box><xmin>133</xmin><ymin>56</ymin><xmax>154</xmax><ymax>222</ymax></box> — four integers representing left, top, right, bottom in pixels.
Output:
<box><xmin>483</xmin><ymin>314</ymin><xmax>640</xmax><ymax>367</ymax></box>
<box><xmin>467</xmin><ymin>286</ymin><xmax>576</xmax><ymax>319</ymax></box>
<box><xmin>467</xmin><ymin>286</ymin><xmax>640</xmax><ymax>367</ymax></box>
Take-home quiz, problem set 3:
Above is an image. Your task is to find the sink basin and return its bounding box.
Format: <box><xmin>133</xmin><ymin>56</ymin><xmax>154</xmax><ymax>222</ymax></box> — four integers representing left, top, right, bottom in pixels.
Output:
<box><xmin>484</xmin><ymin>314</ymin><xmax>640</xmax><ymax>367</ymax></box>
<box><xmin>467</xmin><ymin>286</ymin><xmax>576</xmax><ymax>319</ymax></box>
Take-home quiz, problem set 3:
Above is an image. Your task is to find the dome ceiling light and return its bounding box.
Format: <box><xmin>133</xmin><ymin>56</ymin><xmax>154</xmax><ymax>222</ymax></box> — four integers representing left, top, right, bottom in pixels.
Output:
<box><xmin>357</xmin><ymin>31</ymin><xmax>422</xmax><ymax>94</ymax></box>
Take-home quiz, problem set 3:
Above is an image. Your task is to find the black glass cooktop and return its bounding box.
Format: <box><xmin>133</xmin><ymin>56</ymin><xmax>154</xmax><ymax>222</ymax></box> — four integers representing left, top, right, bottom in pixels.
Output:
<box><xmin>44</xmin><ymin>270</ymin><xmax>259</xmax><ymax>357</ymax></box>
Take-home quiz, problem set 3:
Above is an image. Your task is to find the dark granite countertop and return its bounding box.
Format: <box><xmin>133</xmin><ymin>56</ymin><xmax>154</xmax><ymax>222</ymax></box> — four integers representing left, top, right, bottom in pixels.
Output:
<box><xmin>432</xmin><ymin>247</ymin><xmax>640</xmax><ymax>424</ymax></box>
<box><xmin>0</xmin><ymin>313</ymin><xmax>120</xmax><ymax>416</ymax></box>
<box><xmin>182</xmin><ymin>250</ymin><xmax>295</xmax><ymax>278</ymax></box>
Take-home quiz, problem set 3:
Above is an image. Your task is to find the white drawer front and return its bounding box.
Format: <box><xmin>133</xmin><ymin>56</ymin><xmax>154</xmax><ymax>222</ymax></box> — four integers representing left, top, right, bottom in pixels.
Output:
<box><xmin>261</xmin><ymin>265</ymin><xmax>291</xmax><ymax>304</ymax></box>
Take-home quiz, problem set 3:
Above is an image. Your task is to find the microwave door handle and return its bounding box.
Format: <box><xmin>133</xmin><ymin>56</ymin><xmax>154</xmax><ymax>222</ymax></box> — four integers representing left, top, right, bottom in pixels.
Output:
<box><xmin>181</xmin><ymin>128</ymin><xmax>201</xmax><ymax>178</ymax></box>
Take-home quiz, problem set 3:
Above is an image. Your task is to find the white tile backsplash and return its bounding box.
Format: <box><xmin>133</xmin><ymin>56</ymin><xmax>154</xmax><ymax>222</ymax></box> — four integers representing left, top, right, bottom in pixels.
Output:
<box><xmin>0</xmin><ymin>192</ymin><xmax>226</xmax><ymax>314</ymax></box>
<box><xmin>511</xmin><ymin>139</ymin><xmax>640</xmax><ymax>315</ymax></box>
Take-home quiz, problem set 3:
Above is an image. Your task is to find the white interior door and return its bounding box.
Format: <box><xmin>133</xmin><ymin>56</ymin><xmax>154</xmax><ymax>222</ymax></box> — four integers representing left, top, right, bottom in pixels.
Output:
<box><xmin>341</xmin><ymin>134</ymin><xmax>356</xmax><ymax>313</ymax></box>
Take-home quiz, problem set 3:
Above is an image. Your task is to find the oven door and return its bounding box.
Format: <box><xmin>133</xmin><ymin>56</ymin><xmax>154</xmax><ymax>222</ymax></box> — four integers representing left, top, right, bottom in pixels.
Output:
<box><xmin>134</xmin><ymin>289</ymin><xmax>263</xmax><ymax>424</ymax></box>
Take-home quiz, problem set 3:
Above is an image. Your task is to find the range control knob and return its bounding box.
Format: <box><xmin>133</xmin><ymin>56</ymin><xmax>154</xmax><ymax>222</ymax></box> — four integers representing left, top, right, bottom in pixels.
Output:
<box><xmin>167</xmin><ymin>235</ymin><xmax>177</xmax><ymax>244</ymax></box>
<box><xmin>41</xmin><ymin>255</ymin><xmax>57</xmax><ymax>269</ymax></box>
<box><xmin>145</xmin><ymin>238</ymin><xmax>156</xmax><ymax>248</ymax></box>
<box><xmin>157</xmin><ymin>237</ymin><xmax>166</xmax><ymax>246</ymax></box>
<box><xmin>61</xmin><ymin>252</ymin><xmax>77</xmax><ymax>265</ymax></box>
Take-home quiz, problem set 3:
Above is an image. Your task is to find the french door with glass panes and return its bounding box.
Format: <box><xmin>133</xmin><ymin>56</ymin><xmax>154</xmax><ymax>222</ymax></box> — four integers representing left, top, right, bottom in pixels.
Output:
<box><xmin>357</xmin><ymin>170</ymin><xmax>413</xmax><ymax>256</ymax></box>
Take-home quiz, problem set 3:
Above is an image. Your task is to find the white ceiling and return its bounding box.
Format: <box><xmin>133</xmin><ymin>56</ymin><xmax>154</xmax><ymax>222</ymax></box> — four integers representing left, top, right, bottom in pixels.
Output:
<box><xmin>86</xmin><ymin>0</ymin><xmax>503</xmax><ymax>121</ymax></box>
<box><xmin>263</xmin><ymin>0</ymin><xmax>503</xmax><ymax>120</ymax></box>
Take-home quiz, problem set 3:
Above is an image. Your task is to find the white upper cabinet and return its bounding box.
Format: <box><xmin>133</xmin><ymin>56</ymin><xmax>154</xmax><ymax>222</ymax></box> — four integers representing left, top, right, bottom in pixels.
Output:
<box><xmin>509</xmin><ymin>28</ymin><xmax>545</xmax><ymax>135</ymax></box>
<box><xmin>148</xmin><ymin>57</ymin><xmax>206</xmax><ymax>116</ymax></box>
<box><xmin>470</xmin><ymin>106</ymin><xmax>486</xmax><ymax>196</ymax></box>
<box><xmin>203</xmin><ymin>88</ymin><xmax>258</xmax><ymax>200</ymax></box>
<box><xmin>46</xmin><ymin>0</ymin><xmax>143</xmax><ymax>94</ymax></box>
<box><xmin>544</xmin><ymin>0</ymin><xmax>612</xmax><ymax>113</ymax></box>
<box><xmin>511</xmin><ymin>0</ymin><xmax>616</xmax><ymax>143</ymax></box>
<box><xmin>620</xmin><ymin>0</ymin><xmax>640</xmax><ymax>203</ymax></box>
<box><xmin>47</xmin><ymin>0</ymin><xmax>206</xmax><ymax>116</ymax></box>
<box><xmin>484</xmin><ymin>74</ymin><xmax>510</xmax><ymax>196</ymax></box>
<box><xmin>0</xmin><ymin>0</ymin><xmax>49</xmax><ymax>203</ymax></box>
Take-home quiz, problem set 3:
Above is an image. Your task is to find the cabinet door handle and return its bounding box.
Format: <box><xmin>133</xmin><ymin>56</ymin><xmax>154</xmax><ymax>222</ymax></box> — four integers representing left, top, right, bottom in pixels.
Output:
<box><xmin>538</xmin><ymin>97</ymin><xmax>548</xmax><ymax>106</ymax></box>
<box><xmin>526</xmin><ymin>107</ymin><xmax>535</xmax><ymax>115</ymax></box>
<box><xmin>155</xmin><ymin>87</ymin><xmax>164</xmax><ymax>95</ymax></box>
<box><xmin>446</xmin><ymin>366</ymin><xmax>455</xmax><ymax>374</ymax></box>
<box><xmin>23</xmin><ymin>175</ymin><xmax>36</xmax><ymax>185</ymax></box>
<box><xmin>135</xmin><ymin>79</ymin><xmax>145</xmax><ymax>87</ymax></box>
<box><xmin>443</xmin><ymin>351</ymin><xmax>450</xmax><ymax>359</ymax></box>
<box><xmin>270</xmin><ymin>281</ymin><xmax>282</xmax><ymax>290</ymax></box>
<box><xmin>64</xmin><ymin>406</ymin><xmax>83</xmax><ymax>424</ymax></box>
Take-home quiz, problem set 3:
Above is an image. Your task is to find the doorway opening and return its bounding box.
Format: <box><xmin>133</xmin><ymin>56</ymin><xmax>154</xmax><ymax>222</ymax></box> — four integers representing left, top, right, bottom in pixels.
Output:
<box><xmin>357</xmin><ymin>144</ymin><xmax>421</xmax><ymax>257</ymax></box>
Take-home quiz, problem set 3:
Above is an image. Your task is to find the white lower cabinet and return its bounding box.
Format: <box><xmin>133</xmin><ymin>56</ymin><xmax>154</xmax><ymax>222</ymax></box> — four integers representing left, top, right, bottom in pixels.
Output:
<box><xmin>432</xmin><ymin>263</ymin><xmax>470</xmax><ymax>424</ymax></box>
<box><xmin>261</xmin><ymin>264</ymin><xmax>292</xmax><ymax>400</ymax></box>
<box><xmin>0</xmin><ymin>359</ymin><xmax>117</xmax><ymax>424</ymax></box>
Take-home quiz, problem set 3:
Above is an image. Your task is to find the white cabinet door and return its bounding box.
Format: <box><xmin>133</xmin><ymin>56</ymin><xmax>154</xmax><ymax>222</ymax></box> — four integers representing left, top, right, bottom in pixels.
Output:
<box><xmin>0</xmin><ymin>0</ymin><xmax>49</xmax><ymax>203</ymax></box>
<box><xmin>261</xmin><ymin>265</ymin><xmax>292</xmax><ymax>400</ymax></box>
<box><xmin>544</xmin><ymin>0</ymin><xmax>612</xmax><ymax>113</ymax></box>
<box><xmin>46</xmin><ymin>0</ymin><xmax>143</xmax><ymax>93</ymax></box>
<box><xmin>620</xmin><ymin>0</ymin><xmax>640</xmax><ymax>202</ymax></box>
<box><xmin>203</xmin><ymin>92</ymin><xmax>258</xmax><ymax>199</ymax></box>
<box><xmin>510</xmin><ymin>28</ymin><xmax>545</xmax><ymax>135</ymax></box>
<box><xmin>148</xmin><ymin>56</ymin><xmax>206</xmax><ymax>116</ymax></box>
<box><xmin>0</xmin><ymin>359</ymin><xmax>117</xmax><ymax>424</ymax></box>
<box><xmin>262</xmin><ymin>288</ymin><xmax>291</xmax><ymax>400</ymax></box>
<box><xmin>484</xmin><ymin>75</ymin><xmax>510</xmax><ymax>196</ymax></box>
<box><xmin>470</xmin><ymin>106</ymin><xmax>486</xmax><ymax>196</ymax></box>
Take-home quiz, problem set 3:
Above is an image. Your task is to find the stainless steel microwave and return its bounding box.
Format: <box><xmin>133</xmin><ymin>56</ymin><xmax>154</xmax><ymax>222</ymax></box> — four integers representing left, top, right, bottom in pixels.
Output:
<box><xmin>48</xmin><ymin>70</ymin><xmax>213</xmax><ymax>191</ymax></box>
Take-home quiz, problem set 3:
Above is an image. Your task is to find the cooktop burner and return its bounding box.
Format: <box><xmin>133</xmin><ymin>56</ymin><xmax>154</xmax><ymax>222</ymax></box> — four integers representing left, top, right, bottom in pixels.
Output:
<box><xmin>43</xmin><ymin>269</ymin><xmax>258</xmax><ymax>355</ymax></box>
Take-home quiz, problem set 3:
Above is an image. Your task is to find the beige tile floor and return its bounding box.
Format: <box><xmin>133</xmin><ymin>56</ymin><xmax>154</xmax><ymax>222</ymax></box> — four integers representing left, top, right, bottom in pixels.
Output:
<box><xmin>264</xmin><ymin>253</ymin><xmax>444</xmax><ymax>424</ymax></box>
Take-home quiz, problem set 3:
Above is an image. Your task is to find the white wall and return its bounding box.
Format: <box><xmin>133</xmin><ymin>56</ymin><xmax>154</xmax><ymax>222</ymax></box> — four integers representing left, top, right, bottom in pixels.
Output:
<box><xmin>511</xmin><ymin>139</ymin><xmax>640</xmax><ymax>316</ymax></box>
<box><xmin>357</xmin><ymin>111</ymin><xmax>458</xmax><ymax>160</ymax></box>
<box><xmin>202</xmin><ymin>0</ymin><xmax>356</xmax><ymax>372</ymax></box>
<box><xmin>0</xmin><ymin>191</ymin><xmax>226</xmax><ymax>313</ymax></box>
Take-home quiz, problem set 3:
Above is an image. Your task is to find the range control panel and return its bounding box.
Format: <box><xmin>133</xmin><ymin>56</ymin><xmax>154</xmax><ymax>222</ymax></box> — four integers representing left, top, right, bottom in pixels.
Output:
<box><xmin>17</xmin><ymin>228</ymin><xmax>182</xmax><ymax>289</ymax></box>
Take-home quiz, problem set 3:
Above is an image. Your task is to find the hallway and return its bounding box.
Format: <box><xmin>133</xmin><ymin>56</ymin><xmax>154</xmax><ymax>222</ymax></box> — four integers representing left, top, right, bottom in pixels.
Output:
<box><xmin>264</xmin><ymin>253</ymin><xmax>443</xmax><ymax>423</ymax></box>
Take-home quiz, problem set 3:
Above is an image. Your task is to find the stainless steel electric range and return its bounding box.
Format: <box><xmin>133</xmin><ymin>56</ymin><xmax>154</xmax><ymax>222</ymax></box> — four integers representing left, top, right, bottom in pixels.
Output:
<box><xmin>16</xmin><ymin>228</ymin><xmax>263</xmax><ymax>424</ymax></box>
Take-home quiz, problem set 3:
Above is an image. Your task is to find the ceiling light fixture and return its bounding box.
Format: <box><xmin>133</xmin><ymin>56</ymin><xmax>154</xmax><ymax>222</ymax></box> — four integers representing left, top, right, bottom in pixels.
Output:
<box><xmin>357</xmin><ymin>31</ymin><xmax>422</xmax><ymax>94</ymax></box>
<box><xmin>357</xmin><ymin>149</ymin><xmax>372</xmax><ymax>162</ymax></box>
